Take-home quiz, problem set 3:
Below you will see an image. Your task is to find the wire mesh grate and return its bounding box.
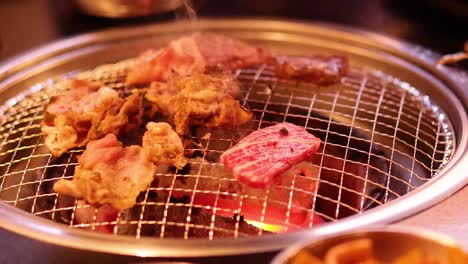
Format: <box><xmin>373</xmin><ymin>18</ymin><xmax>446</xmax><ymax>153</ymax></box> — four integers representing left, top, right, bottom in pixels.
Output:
<box><xmin>0</xmin><ymin>58</ymin><xmax>455</xmax><ymax>239</ymax></box>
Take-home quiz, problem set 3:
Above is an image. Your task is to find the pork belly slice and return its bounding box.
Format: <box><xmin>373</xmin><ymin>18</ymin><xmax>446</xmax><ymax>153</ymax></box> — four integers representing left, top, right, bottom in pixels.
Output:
<box><xmin>126</xmin><ymin>32</ymin><xmax>272</xmax><ymax>85</ymax></box>
<box><xmin>142</xmin><ymin>122</ymin><xmax>187</xmax><ymax>169</ymax></box>
<box><xmin>41</xmin><ymin>79</ymin><xmax>142</xmax><ymax>157</ymax></box>
<box><xmin>274</xmin><ymin>55</ymin><xmax>348</xmax><ymax>85</ymax></box>
<box><xmin>53</xmin><ymin>134</ymin><xmax>156</xmax><ymax>210</ymax></box>
<box><xmin>220</xmin><ymin>123</ymin><xmax>321</xmax><ymax>188</ymax></box>
<box><xmin>145</xmin><ymin>72</ymin><xmax>252</xmax><ymax>136</ymax></box>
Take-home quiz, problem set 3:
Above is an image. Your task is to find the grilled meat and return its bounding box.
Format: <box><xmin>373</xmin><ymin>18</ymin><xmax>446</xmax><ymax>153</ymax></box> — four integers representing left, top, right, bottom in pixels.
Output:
<box><xmin>172</xmin><ymin>86</ymin><xmax>251</xmax><ymax>136</ymax></box>
<box><xmin>53</xmin><ymin>134</ymin><xmax>156</xmax><ymax>210</ymax></box>
<box><xmin>142</xmin><ymin>122</ymin><xmax>187</xmax><ymax>169</ymax></box>
<box><xmin>145</xmin><ymin>72</ymin><xmax>252</xmax><ymax>136</ymax></box>
<box><xmin>127</xmin><ymin>32</ymin><xmax>272</xmax><ymax>85</ymax></box>
<box><xmin>41</xmin><ymin>79</ymin><xmax>142</xmax><ymax>157</ymax></box>
<box><xmin>144</xmin><ymin>81</ymin><xmax>180</xmax><ymax>117</ymax></box>
<box><xmin>274</xmin><ymin>55</ymin><xmax>348</xmax><ymax>85</ymax></box>
<box><xmin>221</xmin><ymin>123</ymin><xmax>321</xmax><ymax>188</ymax></box>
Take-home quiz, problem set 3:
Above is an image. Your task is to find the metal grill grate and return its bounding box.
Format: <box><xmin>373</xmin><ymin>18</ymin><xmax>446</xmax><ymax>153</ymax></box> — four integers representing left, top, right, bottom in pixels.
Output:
<box><xmin>0</xmin><ymin>58</ymin><xmax>454</xmax><ymax>239</ymax></box>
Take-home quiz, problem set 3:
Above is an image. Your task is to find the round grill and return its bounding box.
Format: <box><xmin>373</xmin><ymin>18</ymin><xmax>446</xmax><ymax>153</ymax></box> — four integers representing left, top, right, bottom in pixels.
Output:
<box><xmin>0</xmin><ymin>19</ymin><xmax>466</xmax><ymax>257</ymax></box>
<box><xmin>0</xmin><ymin>57</ymin><xmax>454</xmax><ymax>237</ymax></box>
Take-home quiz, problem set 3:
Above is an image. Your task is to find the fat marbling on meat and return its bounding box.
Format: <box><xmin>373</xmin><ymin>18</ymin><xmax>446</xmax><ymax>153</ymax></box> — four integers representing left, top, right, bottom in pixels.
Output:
<box><xmin>220</xmin><ymin>123</ymin><xmax>321</xmax><ymax>188</ymax></box>
<box><xmin>53</xmin><ymin>134</ymin><xmax>156</xmax><ymax>210</ymax></box>
<box><xmin>126</xmin><ymin>32</ymin><xmax>272</xmax><ymax>85</ymax></box>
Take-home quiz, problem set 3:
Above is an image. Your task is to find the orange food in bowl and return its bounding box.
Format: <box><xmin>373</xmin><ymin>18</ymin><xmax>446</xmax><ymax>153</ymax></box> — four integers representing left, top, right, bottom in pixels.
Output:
<box><xmin>289</xmin><ymin>239</ymin><xmax>452</xmax><ymax>264</ymax></box>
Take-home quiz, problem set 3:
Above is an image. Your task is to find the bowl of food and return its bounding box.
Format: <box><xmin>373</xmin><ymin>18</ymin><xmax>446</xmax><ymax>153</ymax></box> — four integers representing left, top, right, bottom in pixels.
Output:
<box><xmin>75</xmin><ymin>0</ymin><xmax>184</xmax><ymax>18</ymax></box>
<box><xmin>272</xmin><ymin>226</ymin><xmax>467</xmax><ymax>264</ymax></box>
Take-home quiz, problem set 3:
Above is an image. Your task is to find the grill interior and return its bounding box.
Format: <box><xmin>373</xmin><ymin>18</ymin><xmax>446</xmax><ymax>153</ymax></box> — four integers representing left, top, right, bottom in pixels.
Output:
<box><xmin>0</xmin><ymin>57</ymin><xmax>454</xmax><ymax>239</ymax></box>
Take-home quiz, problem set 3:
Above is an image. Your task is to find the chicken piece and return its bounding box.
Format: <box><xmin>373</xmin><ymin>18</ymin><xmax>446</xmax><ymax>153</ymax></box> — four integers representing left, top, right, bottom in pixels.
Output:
<box><xmin>145</xmin><ymin>71</ymin><xmax>240</xmax><ymax>117</ymax></box>
<box><xmin>274</xmin><ymin>55</ymin><xmax>348</xmax><ymax>85</ymax></box>
<box><xmin>220</xmin><ymin>123</ymin><xmax>321</xmax><ymax>188</ymax></box>
<box><xmin>119</xmin><ymin>192</ymin><xmax>265</xmax><ymax>237</ymax></box>
<box><xmin>145</xmin><ymin>72</ymin><xmax>251</xmax><ymax>136</ymax></box>
<box><xmin>142</xmin><ymin>122</ymin><xmax>187</xmax><ymax>169</ymax></box>
<box><xmin>144</xmin><ymin>81</ymin><xmax>180</xmax><ymax>116</ymax></box>
<box><xmin>41</xmin><ymin>79</ymin><xmax>142</xmax><ymax>157</ymax></box>
<box><xmin>91</xmin><ymin>92</ymin><xmax>143</xmax><ymax>138</ymax></box>
<box><xmin>127</xmin><ymin>32</ymin><xmax>272</xmax><ymax>85</ymax></box>
<box><xmin>41</xmin><ymin>115</ymin><xmax>79</xmax><ymax>158</ymax></box>
<box><xmin>53</xmin><ymin>134</ymin><xmax>156</xmax><ymax>210</ymax></box>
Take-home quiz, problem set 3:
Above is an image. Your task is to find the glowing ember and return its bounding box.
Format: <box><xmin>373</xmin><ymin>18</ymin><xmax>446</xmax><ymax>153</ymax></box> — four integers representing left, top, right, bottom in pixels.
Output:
<box><xmin>246</xmin><ymin>220</ymin><xmax>286</xmax><ymax>233</ymax></box>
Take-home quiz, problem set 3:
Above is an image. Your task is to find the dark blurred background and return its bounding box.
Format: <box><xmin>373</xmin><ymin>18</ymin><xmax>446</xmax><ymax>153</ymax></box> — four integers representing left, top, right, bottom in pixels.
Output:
<box><xmin>0</xmin><ymin>0</ymin><xmax>467</xmax><ymax>60</ymax></box>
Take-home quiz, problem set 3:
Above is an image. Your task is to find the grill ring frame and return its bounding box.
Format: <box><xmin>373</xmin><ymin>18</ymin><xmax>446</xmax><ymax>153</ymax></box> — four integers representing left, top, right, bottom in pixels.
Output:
<box><xmin>0</xmin><ymin>18</ymin><xmax>466</xmax><ymax>257</ymax></box>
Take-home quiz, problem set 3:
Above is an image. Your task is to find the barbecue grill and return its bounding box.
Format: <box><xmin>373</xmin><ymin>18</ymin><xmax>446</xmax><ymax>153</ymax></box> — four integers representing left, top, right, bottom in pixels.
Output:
<box><xmin>0</xmin><ymin>19</ymin><xmax>466</xmax><ymax>257</ymax></box>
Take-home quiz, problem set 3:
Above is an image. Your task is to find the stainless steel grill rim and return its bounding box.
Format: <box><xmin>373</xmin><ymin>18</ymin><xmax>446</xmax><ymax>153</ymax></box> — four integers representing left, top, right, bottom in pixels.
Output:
<box><xmin>0</xmin><ymin>62</ymin><xmax>452</xmax><ymax>232</ymax></box>
<box><xmin>0</xmin><ymin>19</ymin><xmax>466</xmax><ymax>257</ymax></box>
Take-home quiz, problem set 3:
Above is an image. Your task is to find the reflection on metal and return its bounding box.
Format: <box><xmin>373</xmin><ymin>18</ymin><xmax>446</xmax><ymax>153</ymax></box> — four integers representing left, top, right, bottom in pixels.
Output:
<box><xmin>0</xmin><ymin>19</ymin><xmax>466</xmax><ymax>257</ymax></box>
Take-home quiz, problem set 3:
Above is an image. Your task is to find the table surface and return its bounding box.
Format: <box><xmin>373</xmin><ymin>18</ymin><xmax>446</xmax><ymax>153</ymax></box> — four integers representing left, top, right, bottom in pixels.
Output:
<box><xmin>0</xmin><ymin>0</ymin><xmax>467</xmax><ymax>263</ymax></box>
<box><xmin>399</xmin><ymin>186</ymin><xmax>468</xmax><ymax>248</ymax></box>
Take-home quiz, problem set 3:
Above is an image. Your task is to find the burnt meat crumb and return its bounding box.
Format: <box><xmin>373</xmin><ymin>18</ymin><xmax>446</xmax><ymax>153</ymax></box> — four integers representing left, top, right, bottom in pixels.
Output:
<box><xmin>232</xmin><ymin>213</ymin><xmax>244</xmax><ymax>223</ymax></box>
<box><xmin>280</xmin><ymin>127</ymin><xmax>289</xmax><ymax>135</ymax></box>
